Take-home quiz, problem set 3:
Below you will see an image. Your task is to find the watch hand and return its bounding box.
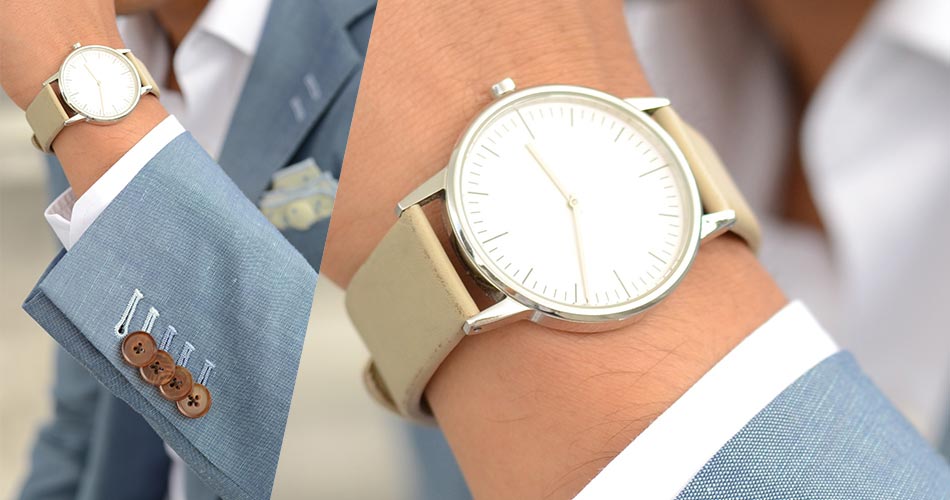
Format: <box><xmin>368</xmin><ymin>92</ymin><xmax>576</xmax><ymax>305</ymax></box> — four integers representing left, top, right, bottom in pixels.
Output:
<box><xmin>525</xmin><ymin>143</ymin><xmax>572</xmax><ymax>204</ymax></box>
<box><xmin>83</xmin><ymin>63</ymin><xmax>101</xmax><ymax>85</ymax></box>
<box><xmin>98</xmin><ymin>84</ymin><xmax>106</xmax><ymax>114</ymax></box>
<box><xmin>569</xmin><ymin>196</ymin><xmax>591</xmax><ymax>304</ymax></box>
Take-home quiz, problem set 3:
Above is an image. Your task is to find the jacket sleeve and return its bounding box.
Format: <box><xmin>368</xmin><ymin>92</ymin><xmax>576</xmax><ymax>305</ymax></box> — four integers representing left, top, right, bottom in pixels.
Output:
<box><xmin>22</xmin><ymin>133</ymin><xmax>316</xmax><ymax>500</ymax></box>
<box><xmin>18</xmin><ymin>350</ymin><xmax>101</xmax><ymax>500</ymax></box>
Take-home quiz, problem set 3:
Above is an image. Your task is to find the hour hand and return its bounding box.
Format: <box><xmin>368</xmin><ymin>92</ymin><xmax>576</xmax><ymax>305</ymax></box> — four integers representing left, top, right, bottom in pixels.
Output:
<box><xmin>84</xmin><ymin>63</ymin><xmax>101</xmax><ymax>85</ymax></box>
<box><xmin>525</xmin><ymin>143</ymin><xmax>572</xmax><ymax>204</ymax></box>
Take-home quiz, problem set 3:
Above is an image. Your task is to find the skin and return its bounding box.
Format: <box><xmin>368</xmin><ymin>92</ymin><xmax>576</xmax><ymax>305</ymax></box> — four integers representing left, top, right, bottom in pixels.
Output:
<box><xmin>322</xmin><ymin>0</ymin><xmax>785</xmax><ymax>498</ymax></box>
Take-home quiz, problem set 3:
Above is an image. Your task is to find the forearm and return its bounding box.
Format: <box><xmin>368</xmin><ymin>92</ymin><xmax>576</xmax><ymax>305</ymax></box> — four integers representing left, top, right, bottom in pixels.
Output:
<box><xmin>1</xmin><ymin>1</ymin><xmax>168</xmax><ymax>197</ymax></box>
<box><xmin>324</xmin><ymin>1</ymin><xmax>785</xmax><ymax>498</ymax></box>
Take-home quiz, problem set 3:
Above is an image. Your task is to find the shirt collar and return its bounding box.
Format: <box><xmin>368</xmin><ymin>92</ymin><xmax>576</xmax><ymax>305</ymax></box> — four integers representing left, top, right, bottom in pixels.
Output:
<box><xmin>192</xmin><ymin>0</ymin><xmax>273</xmax><ymax>57</ymax></box>
<box><xmin>874</xmin><ymin>0</ymin><xmax>950</xmax><ymax>65</ymax></box>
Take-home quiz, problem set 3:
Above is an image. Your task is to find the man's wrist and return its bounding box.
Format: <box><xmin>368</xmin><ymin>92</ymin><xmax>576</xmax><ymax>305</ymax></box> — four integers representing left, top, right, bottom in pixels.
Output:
<box><xmin>427</xmin><ymin>235</ymin><xmax>785</xmax><ymax>498</ymax></box>
<box><xmin>54</xmin><ymin>94</ymin><xmax>168</xmax><ymax>198</ymax></box>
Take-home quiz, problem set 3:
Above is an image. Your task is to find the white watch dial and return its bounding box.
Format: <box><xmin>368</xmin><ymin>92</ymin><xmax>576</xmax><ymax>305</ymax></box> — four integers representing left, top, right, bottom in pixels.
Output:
<box><xmin>59</xmin><ymin>45</ymin><xmax>141</xmax><ymax>121</ymax></box>
<box><xmin>449</xmin><ymin>89</ymin><xmax>700</xmax><ymax>319</ymax></box>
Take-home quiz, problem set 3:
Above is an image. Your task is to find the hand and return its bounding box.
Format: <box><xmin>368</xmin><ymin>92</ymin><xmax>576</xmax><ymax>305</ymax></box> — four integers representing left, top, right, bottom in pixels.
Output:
<box><xmin>525</xmin><ymin>142</ymin><xmax>573</xmax><ymax>204</ymax></box>
<box><xmin>0</xmin><ymin>0</ymin><xmax>123</xmax><ymax>109</ymax></box>
<box><xmin>568</xmin><ymin>195</ymin><xmax>592</xmax><ymax>303</ymax></box>
<box><xmin>525</xmin><ymin>142</ymin><xmax>592</xmax><ymax>301</ymax></box>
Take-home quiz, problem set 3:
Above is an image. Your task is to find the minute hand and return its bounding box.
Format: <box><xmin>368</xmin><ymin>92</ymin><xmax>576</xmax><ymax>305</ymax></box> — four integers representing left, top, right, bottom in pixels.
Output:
<box><xmin>525</xmin><ymin>143</ymin><xmax>572</xmax><ymax>203</ymax></box>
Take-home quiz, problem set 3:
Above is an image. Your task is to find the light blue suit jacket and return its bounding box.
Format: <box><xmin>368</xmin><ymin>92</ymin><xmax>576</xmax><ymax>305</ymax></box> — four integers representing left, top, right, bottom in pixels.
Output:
<box><xmin>18</xmin><ymin>1</ymin><xmax>375</xmax><ymax>499</ymax></box>
<box><xmin>409</xmin><ymin>352</ymin><xmax>950</xmax><ymax>499</ymax></box>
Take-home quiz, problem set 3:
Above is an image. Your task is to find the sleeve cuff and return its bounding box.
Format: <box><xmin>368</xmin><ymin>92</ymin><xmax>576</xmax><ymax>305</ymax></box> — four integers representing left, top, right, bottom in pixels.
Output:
<box><xmin>44</xmin><ymin>115</ymin><xmax>186</xmax><ymax>250</ymax></box>
<box><xmin>574</xmin><ymin>300</ymin><xmax>839</xmax><ymax>500</ymax></box>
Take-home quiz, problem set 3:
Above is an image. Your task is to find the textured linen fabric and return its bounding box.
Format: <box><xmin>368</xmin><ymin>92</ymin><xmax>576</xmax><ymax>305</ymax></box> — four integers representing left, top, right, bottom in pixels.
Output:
<box><xmin>676</xmin><ymin>352</ymin><xmax>950</xmax><ymax>499</ymax></box>
<box><xmin>24</xmin><ymin>134</ymin><xmax>316</xmax><ymax>500</ymax></box>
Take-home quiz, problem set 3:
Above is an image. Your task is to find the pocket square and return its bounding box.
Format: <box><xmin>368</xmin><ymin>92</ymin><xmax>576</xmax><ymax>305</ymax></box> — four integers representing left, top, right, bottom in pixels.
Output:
<box><xmin>259</xmin><ymin>158</ymin><xmax>337</xmax><ymax>231</ymax></box>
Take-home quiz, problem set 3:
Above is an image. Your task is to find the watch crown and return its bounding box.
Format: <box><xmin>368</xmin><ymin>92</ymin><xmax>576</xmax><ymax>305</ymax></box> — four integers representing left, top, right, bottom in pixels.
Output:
<box><xmin>72</xmin><ymin>42</ymin><xmax>81</xmax><ymax>49</ymax></box>
<box><xmin>490</xmin><ymin>78</ymin><xmax>516</xmax><ymax>99</ymax></box>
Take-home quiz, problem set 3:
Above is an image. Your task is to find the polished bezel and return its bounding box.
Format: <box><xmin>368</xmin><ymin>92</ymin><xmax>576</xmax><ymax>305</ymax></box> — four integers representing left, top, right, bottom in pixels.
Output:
<box><xmin>58</xmin><ymin>45</ymin><xmax>142</xmax><ymax>123</ymax></box>
<box><xmin>443</xmin><ymin>85</ymin><xmax>703</xmax><ymax>331</ymax></box>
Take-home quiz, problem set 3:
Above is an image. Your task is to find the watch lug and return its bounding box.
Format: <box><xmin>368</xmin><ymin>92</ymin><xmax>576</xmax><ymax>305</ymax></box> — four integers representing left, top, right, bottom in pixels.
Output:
<box><xmin>464</xmin><ymin>297</ymin><xmax>533</xmax><ymax>335</ymax></box>
<box><xmin>116</xmin><ymin>48</ymin><xmax>131</xmax><ymax>54</ymax></box>
<box><xmin>700</xmin><ymin>209</ymin><xmax>737</xmax><ymax>241</ymax></box>
<box><xmin>396</xmin><ymin>168</ymin><xmax>447</xmax><ymax>216</ymax></box>
<box><xmin>624</xmin><ymin>97</ymin><xmax>671</xmax><ymax>114</ymax></box>
<box><xmin>140</xmin><ymin>85</ymin><xmax>154</xmax><ymax>96</ymax></box>
<box><xmin>64</xmin><ymin>114</ymin><xmax>86</xmax><ymax>126</ymax></box>
<box><xmin>43</xmin><ymin>72</ymin><xmax>60</xmax><ymax>86</ymax></box>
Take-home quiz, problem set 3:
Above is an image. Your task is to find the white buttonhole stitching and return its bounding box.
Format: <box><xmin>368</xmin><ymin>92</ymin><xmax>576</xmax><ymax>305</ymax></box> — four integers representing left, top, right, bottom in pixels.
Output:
<box><xmin>178</xmin><ymin>341</ymin><xmax>195</xmax><ymax>369</ymax></box>
<box><xmin>114</xmin><ymin>289</ymin><xmax>144</xmax><ymax>338</ymax></box>
<box><xmin>142</xmin><ymin>307</ymin><xmax>159</xmax><ymax>334</ymax></box>
<box><xmin>197</xmin><ymin>359</ymin><xmax>215</xmax><ymax>386</ymax></box>
<box><xmin>159</xmin><ymin>325</ymin><xmax>177</xmax><ymax>352</ymax></box>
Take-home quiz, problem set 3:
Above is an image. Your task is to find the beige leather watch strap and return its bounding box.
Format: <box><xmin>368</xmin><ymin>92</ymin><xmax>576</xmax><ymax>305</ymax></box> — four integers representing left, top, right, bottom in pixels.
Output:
<box><xmin>126</xmin><ymin>51</ymin><xmax>160</xmax><ymax>98</ymax></box>
<box><xmin>651</xmin><ymin>106</ymin><xmax>761</xmax><ymax>250</ymax></box>
<box><xmin>347</xmin><ymin>104</ymin><xmax>760</xmax><ymax>424</ymax></box>
<box><xmin>346</xmin><ymin>204</ymin><xmax>479</xmax><ymax>424</ymax></box>
<box><xmin>26</xmin><ymin>85</ymin><xmax>71</xmax><ymax>152</ymax></box>
<box><xmin>25</xmin><ymin>49</ymin><xmax>159</xmax><ymax>153</ymax></box>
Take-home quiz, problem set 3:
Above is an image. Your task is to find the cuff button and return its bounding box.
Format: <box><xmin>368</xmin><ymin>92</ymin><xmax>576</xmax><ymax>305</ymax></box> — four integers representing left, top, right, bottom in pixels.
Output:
<box><xmin>121</xmin><ymin>331</ymin><xmax>158</xmax><ymax>367</ymax></box>
<box><xmin>139</xmin><ymin>350</ymin><xmax>175</xmax><ymax>386</ymax></box>
<box><xmin>177</xmin><ymin>383</ymin><xmax>211</xmax><ymax>419</ymax></box>
<box><xmin>159</xmin><ymin>365</ymin><xmax>194</xmax><ymax>401</ymax></box>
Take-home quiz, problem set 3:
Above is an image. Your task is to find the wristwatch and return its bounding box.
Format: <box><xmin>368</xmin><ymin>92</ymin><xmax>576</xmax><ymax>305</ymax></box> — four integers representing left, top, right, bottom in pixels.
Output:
<box><xmin>346</xmin><ymin>78</ymin><xmax>760</xmax><ymax>424</ymax></box>
<box><xmin>25</xmin><ymin>42</ymin><xmax>159</xmax><ymax>153</ymax></box>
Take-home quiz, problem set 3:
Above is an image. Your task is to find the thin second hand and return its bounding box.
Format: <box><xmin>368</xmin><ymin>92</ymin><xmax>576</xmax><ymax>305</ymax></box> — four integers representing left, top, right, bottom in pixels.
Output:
<box><xmin>570</xmin><ymin>196</ymin><xmax>591</xmax><ymax>304</ymax></box>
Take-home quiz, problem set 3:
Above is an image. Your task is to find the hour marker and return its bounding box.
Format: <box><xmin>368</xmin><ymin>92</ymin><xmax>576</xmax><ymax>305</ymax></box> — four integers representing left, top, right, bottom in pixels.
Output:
<box><xmin>516</xmin><ymin>109</ymin><xmax>535</xmax><ymax>140</ymax></box>
<box><xmin>659</xmin><ymin>213</ymin><xmax>678</xmax><ymax>218</ymax></box>
<box><xmin>522</xmin><ymin>268</ymin><xmax>534</xmax><ymax>285</ymax></box>
<box><xmin>614</xmin><ymin>127</ymin><xmax>625</xmax><ymax>142</ymax></box>
<box><xmin>640</xmin><ymin>165</ymin><xmax>669</xmax><ymax>178</ymax></box>
<box><xmin>614</xmin><ymin>270</ymin><xmax>631</xmax><ymax>299</ymax></box>
<box><xmin>648</xmin><ymin>251</ymin><xmax>667</xmax><ymax>264</ymax></box>
<box><xmin>570</xmin><ymin>108</ymin><xmax>574</xmax><ymax>126</ymax></box>
<box><xmin>483</xmin><ymin>232</ymin><xmax>509</xmax><ymax>243</ymax></box>
<box><xmin>467</xmin><ymin>191</ymin><xmax>490</xmax><ymax>196</ymax></box>
<box><xmin>482</xmin><ymin>145</ymin><xmax>500</xmax><ymax>157</ymax></box>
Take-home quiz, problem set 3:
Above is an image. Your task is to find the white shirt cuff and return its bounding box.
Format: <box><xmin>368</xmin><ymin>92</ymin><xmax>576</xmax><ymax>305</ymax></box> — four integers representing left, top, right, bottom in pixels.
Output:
<box><xmin>44</xmin><ymin>115</ymin><xmax>186</xmax><ymax>251</ymax></box>
<box><xmin>574</xmin><ymin>300</ymin><xmax>838</xmax><ymax>500</ymax></box>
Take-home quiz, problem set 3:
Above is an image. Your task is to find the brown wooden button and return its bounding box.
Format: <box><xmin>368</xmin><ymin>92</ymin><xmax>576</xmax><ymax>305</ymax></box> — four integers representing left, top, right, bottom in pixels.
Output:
<box><xmin>139</xmin><ymin>350</ymin><xmax>175</xmax><ymax>386</ymax></box>
<box><xmin>177</xmin><ymin>383</ymin><xmax>211</xmax><ymax>418</ymax></box>
<box><xmin>121</xmin><ymin>331</ymin><xmax>158</xmax><ymax>367</ymax></box>
<box><xmin>159</xmin><ymin>365</ymin><xmax>194</xmax><ymax>401</ymax></box>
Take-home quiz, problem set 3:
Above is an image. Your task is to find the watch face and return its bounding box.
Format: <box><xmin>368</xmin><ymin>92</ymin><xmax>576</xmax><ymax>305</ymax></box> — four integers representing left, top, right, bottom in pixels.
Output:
<box><xmin>446</xmin><ymin>86</ymin><xmax>701</xmax><ymax>325</ymax></box>
<box><xmin>59</xmin><ymin>45</ymin><xmax>141</xmax><ymax>122</ymax></box>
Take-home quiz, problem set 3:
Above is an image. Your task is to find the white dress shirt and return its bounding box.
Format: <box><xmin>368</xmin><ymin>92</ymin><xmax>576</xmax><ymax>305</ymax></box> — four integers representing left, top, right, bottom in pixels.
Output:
<box><xmin>43</xmin><ymin>1</ymin><xmax>272</xmax><ymax>498</ymax></box>
<box><xmin>40</xmin><ymin>0</ymin><xmax>948</xmax><ymax>499</ymax></box>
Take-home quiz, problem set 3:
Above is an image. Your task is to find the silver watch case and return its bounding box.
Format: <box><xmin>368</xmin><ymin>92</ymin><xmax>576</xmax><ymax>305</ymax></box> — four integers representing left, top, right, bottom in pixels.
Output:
<box><xmin>397</xmin><ymin>79</ymin><xmax>734</xmax><ymax>335</ymax></box>
<box><xmin>46</xmin><ymin>43</ymin><xmax>148</xmax><ymax>126</ymax></box>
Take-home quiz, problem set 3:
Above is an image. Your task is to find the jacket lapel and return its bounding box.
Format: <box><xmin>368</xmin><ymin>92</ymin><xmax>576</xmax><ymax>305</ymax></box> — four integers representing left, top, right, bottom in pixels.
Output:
<box><xmin>217</xmin><ymin>0</ymin><xmax>363</xmax><ymax>201</ymax></box>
